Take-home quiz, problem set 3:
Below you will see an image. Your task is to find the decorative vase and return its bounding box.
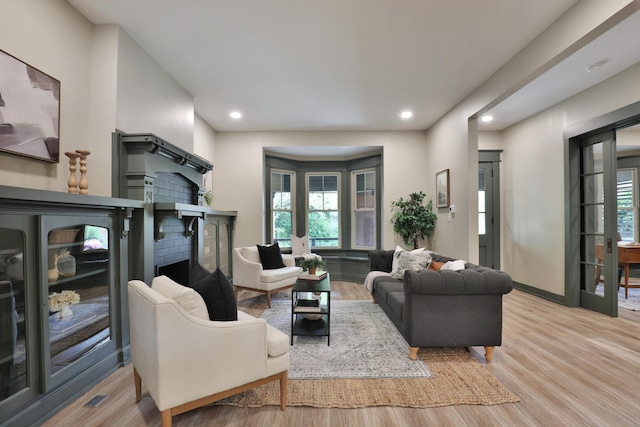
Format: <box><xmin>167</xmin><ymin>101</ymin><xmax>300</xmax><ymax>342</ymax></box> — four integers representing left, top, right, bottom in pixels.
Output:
<box><xmin>309</xmin><ymin>267</ymin><xmax>317</xmax><ymax>275</ymax></box>
<box><xmin>58</xmin><ymin>305</ymin><xmax>73</xmax><ymax>320</ymax></box>
<box><xmin>57</xmin><ymin>253</ymin><xmax>76</xmax><ymax>277</ymax></box>
<box><xmin>48</xmin><ymin>268</ymin><xmax>59</xmax><ymax>282</ymax></box>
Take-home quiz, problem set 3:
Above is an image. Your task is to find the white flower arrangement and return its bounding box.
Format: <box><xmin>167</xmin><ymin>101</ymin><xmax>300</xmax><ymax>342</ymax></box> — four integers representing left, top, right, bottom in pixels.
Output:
<box><xmin>48</xmin><ymin>290</ymin><xmax>81</xmax><ymax>312</ymax></box>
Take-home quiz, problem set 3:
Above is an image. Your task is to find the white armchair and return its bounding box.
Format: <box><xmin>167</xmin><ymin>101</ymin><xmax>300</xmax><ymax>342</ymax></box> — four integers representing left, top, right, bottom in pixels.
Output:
<box><xmin>232</xmin><ymin>246</ymin><xmax>301</xmax><ymax>308</ymax></box>
<box><xmin>128</xmin><ymin>276</ymin><xmax>290</xmax><ymax>427</ymax></box>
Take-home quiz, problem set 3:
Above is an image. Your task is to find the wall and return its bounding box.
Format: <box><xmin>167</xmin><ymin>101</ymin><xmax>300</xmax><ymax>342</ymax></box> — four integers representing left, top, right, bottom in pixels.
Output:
<box><xmin>500</xmin><ymin>61</ymin><xmax>640</xmax><ymax>296</ymax></box>
<box><xmin>423</xmin><ymin>0</ymin><xmax>635</xmax><ymax>286</ymax></box>
<box><xmin>213</xmin><ymin>131</ymin><xmax>431</xmax><ymax>249</ymax></box>
<box><xmin>194</xmin><ymin>113</ymin><xmax>216</xmax><ymax>193</ymax></box>
<box><xmin>1</xmin><ymin>0</ymin><xmax>197</xmax><ymax>197</ymax></box>
<box><xmin>0</xmin><ymin>0</ymin><xmax>92</xmax><ymax>193</ymax></box>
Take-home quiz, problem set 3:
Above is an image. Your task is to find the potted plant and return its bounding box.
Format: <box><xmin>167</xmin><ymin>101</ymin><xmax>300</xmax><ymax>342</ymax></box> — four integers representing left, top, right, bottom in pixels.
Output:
<box><xmin>390</xmin><ymin>191</ymin><xmax>437</xmax><ymax>249</ymax></box>
<box><xmin>299</xmin><ymin>257</ymin><xmax>326</xmax><ymax>275</ymax></box>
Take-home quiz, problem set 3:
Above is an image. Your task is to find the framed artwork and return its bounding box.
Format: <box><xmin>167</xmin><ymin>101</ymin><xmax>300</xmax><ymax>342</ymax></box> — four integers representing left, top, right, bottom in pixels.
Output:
<box><xmin>0</xmin><ymin>49</ymin><xmax>60</xmax><ymax>163</ymax></box>
<box><xmin>436</xmin><ymin>169</ymin><xmax>450</xmax><ymax>208</ymax></box>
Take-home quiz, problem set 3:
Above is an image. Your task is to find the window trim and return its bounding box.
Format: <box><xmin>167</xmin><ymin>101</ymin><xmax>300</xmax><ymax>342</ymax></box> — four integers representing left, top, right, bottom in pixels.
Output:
<box><xmin>271</xmin><ymin>169</ymin><xmax>295</xmax><ymax>247</ymax></box>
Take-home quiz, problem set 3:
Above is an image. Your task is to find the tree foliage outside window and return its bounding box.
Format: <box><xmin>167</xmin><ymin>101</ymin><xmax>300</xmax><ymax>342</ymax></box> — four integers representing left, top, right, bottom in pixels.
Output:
<box><xmin>308</xmin><ymin>174</ymin><xmax>339</xmax><ymax>247</ymax></box>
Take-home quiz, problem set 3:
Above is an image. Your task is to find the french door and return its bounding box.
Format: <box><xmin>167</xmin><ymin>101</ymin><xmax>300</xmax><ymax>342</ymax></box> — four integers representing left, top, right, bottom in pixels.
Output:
<box><xmin>576</xmin><ymin>131</ymin><xmax>618</xmax><ymax>316</ymax></box>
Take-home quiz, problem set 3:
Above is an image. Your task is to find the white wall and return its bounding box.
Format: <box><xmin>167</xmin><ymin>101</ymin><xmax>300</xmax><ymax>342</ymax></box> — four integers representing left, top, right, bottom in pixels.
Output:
<box><xmin>213</xmin><ymin>131</ymin><xmax>431</xmax><ymax>248</ymax></box>
<box><xmin>424</xmin><ymin>0</ymin><xmax>636</xmax><ymax>289</ymax></box>
<box><xmin>194</xmin><ymin>113</ymin><xmax>216</xmax><ymax>193</ymax></box>
<box><xmin>116</xmin><ymin>29</ymin><xmax>195</xmax><ymax>153</ymax></box>
<box><xmin>0</xmin><ymin>0</ymin><xmax>92</xmax><ymax>193</ymax></box>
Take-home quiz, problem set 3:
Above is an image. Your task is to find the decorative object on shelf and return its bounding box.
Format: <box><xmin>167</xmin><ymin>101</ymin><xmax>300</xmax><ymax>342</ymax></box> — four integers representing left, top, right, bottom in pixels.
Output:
<box><xmin>48</xmin><ymin>290</ymin><xmax>80</xmax><ymax>320</ymax></box>
<box><xmin>65</xmin><ymin>152</ymin><xmax>80</xmax><ymax>193</ymax></box>
<box><xmin>203</xmin><ymin>190</ymin><xmax>213</xmax><ymax>207</ymax></box>
<box><xmin>47</xmin><ymin>267</ymin><xmax>59</xmax><ymax>283</ymax></box>
<box><xmin>436</xmin><ymin>169</ymin><xmax>450</xmax><ymax>208</ymax></box>
<box><xmin>298</xmin><ymin>257</ymin><xmax>326</xmax><ymax>275</ymax></box>
<box><xmin>55</xmin><ymin>251</ymin><xmax>76</xmax><ymax>278</ymax></box>
<box><xmin>48</xmin><ymin>228</ymin><xmax>80</xmax><ymax>244</ymax></box>
<box><xmin>75</xmin><ymin>149</ymin><xmax>91</xmax><ymax>194</ymax></box>
<box><xmin>0</xmin><ymin>49</ymin><xmax>61</xmax><ymax>163</ymax></box>
<box><xmin>390</xmin><ymin>191</ymin><xmax>437</xmax><ymax>249</ymax></box>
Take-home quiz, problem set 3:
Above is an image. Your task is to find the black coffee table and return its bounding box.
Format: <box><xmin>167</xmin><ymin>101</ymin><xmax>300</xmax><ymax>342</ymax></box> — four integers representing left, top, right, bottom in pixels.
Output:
<box><xmin>290</xmin><ymin>273</ymin><xmax>330</xmax><ymax>345</ymax></box>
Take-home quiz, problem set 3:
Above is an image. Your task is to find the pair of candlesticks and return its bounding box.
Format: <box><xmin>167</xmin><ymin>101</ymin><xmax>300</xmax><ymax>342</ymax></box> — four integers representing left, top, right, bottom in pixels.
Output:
<box><xmin>64</xmin><ymin>150</ymin><xmax>91</xmax><ymax>194</ymax></box>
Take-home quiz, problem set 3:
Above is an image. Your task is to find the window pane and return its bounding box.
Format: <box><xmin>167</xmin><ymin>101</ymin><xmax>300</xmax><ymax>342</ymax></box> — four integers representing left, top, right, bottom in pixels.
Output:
<box><xmin>309</xmin><ymin>192</ymin><xmax>324</xmax><ymax>210</ymax></box>
<box><xmin>324</xmin><ymin>176</ymin><xmax>338</xmax><ymax>191</ymax></box>
<box><xmin>308</xmin><ymin>211</ymin><xmax>339</xmax><ymax>247</ymax></box>
<box><xmin>273</xmin><ymin>211</ymin><xmax>292</xmax><ymax>243</ymax></box>
<box><xmin>479</xmin><ymin>213</ymin><xmax>486</xmax><ymax>235</ymax></box>
<box><xmin>355</xmin><ymin>210</ymin><xmax>375</xmax><ymax>247</ymax></box>
<box><xmin>478</xmin><ymin>190</ymin><xmax>486</xmax><ymax>213</ymax></box>
<box><xmin>479</xmin><ymin>169</ymin><xmax>486</xmax><ymax>191</ymax></box>
<box><xmin>324</xmin><ymin>191</ymin><xmax>338</xmax><ymax>210</ymax></box>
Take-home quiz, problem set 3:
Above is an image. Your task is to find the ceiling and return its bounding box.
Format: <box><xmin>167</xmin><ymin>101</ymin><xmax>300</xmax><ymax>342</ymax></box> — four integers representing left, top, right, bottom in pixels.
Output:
<box><xmin>67</xmin><ymin>0</ymin><xmax>593</xmax><ymax>133</ymax></box>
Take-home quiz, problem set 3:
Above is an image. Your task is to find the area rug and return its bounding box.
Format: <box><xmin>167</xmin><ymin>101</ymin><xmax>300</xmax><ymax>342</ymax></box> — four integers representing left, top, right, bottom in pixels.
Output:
<box><xmin>595</xmin><ymin>286</ymin><xmax>640</xmax><ymax>311</ymax></box>
<box><xmin>215</xmin><ymin>347</ymin><xmax>520</xmax><ymax>408</ymax></box>
<box><xmin>260</xmin><ymin>299</ymin><xmax>433</xmax><ymax>379</ymax></box>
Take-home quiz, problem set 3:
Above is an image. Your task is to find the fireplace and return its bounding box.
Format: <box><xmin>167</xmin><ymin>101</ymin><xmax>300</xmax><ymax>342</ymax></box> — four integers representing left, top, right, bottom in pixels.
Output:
<box><xmin>112</xmin><ymin>130</ymin><xmax>236</xmax><ymax>285</ymax></box>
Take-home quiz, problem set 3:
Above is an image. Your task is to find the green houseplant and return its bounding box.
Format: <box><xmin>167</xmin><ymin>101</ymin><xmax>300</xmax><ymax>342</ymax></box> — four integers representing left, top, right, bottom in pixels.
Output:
<box><xmin>390</xmin><ymin>191</ymin><xmax>437</xmax><ymax>249</ymax></box>
<box><xmin>299</xmin><ymin>257</ymin><xmax>326</xmax><ymax>274</ymax></box>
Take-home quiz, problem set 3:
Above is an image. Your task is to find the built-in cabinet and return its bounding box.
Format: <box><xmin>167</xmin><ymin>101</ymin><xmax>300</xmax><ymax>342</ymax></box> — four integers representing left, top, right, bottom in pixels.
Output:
<box><xmin>0</xmin><ymin>185</ymin><xmax>141</xmax><ymax>426</ymax></box>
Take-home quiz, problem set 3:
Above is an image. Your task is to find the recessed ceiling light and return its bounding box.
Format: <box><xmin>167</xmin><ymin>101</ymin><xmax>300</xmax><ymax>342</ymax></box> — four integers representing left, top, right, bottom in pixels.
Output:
<box><xmin>229</xmin><ymin>111</ymin><xmax>242</xmax><ymax>119</ymax></box>
<box><xmin>481</xmin><ymin>115</ymin><xmax>493</xmax><ymax>123</ymax></box>
<box><xmin>400</xmin><ymin>110</ymin><xmax>413</xmax><ymax>120</ymax></box>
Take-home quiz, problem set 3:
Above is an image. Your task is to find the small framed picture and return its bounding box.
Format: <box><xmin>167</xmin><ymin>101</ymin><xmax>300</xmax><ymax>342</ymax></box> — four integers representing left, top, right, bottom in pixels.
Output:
<box><xmin>436</xmin><ymin>169</ymin><xmax>450</xmax><ymax>208</ymax></box>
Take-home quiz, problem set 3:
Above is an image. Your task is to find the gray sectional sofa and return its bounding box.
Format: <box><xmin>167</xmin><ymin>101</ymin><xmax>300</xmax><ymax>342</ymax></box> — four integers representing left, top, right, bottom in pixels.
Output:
<box><xmin>368</xmin><ymin>250</ymin><xmax>513</xmax><ymax>361</ymax></box>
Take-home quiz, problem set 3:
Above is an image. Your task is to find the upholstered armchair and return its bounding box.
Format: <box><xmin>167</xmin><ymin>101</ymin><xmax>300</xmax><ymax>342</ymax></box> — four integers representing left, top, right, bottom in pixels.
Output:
<box><xmin>232</xmin><ymin>245</ymin><xmax>301</xmax><ymax>307</ymax></box>
<box><xmin>128</xmin><ymin>276</ymin><xmax>290</xmax><ymax>427</ymax></box>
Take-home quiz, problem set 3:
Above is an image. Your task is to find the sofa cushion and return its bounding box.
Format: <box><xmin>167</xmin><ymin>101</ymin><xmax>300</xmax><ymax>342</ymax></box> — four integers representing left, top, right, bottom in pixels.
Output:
<box><xmin>190</xmin><ymin>268</ymin><xmax>238</xmax><ymax>321</ymax></box>
<box><xmin>391</xmin><ymin>250</ymin><xmax>432</xmax><ymax>279</ymax></box>
<box><xmin>151</xmin><ymin>275</ymin><xmax>209</xmax><ymax>321</ymax></box>
<box><xmin>238</xmin><ymin>311</ymin><xmax>289</xmax><ymax>357</ymax></box>
<box><xmin>260</xmin><ymin>266</ymin><xmax>301</xmax><ymax>283</ymax></box>
<box><xmin>257</xmin><ymin>242</ymin><xmax>286</xmax><ymax>269</ymax></box>
<box><xmin>374</xmin><ymin>278</ymin><xmax>403</xmax><ymax>304</ymax></box>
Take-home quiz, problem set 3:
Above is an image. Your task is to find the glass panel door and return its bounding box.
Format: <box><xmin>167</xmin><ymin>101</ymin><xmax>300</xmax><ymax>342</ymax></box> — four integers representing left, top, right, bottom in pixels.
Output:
<box><xmin>579</xmin><ymin>131</ymin><xmax>617</xmax><ymax>316</ymax></box>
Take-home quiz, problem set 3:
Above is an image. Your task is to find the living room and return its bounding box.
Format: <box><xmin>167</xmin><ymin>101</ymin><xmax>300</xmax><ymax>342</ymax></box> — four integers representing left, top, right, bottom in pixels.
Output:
<box><xmin>2</xmin><ymin>0</ymin><xmax>640</xmax><ymax>425</ymax></box>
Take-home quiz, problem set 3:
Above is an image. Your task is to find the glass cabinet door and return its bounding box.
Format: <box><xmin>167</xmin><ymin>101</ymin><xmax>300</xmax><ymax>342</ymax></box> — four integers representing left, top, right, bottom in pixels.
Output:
<box><xmin>42</xmin><ymin>216</ymin><xmax>115</xmax><ymax>389</ymax></box>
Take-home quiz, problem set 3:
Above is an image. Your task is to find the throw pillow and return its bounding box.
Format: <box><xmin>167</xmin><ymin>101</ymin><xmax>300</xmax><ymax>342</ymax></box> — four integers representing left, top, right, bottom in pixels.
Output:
<box><xmin>190</xmin><ymin>268</ymin><xmax>238</xmax><ymax>321</ymax></box>
<box><xmin>391</xmin><ymin>250</ymin><xmax>432</xmax><ymax>279</ymax></box>
<box><xmin>429</xmin><ymin>260</ymin><xmax>445</xmax><ymax>271</ymax></box>
<box><xmin>391</xmin><ymin>245</ymin><xmax>424</xmax><ymax>276</ymax></box>
<box><xmin>189</xmin><ymin>261</ymin><xmax>211</xmax><ymax>284</ymax></box>
<box><xmin>440</xmin><ymin>260</ymin><xmax>466</xmax><ymax>271</ymax></box>
<box><xmin>291</xmin><ymin>235</ymin><xmax>311</xmax><ymax>255</ymax></box>
<box><xmin>257</xmin><ymin>242</ymin><xmax>286</xmax><ymax>269</ymax></box>
<box><xmin>151</xmin><ymin>275</ymin><xmax>210</xmax><ymax>321</ymax></box>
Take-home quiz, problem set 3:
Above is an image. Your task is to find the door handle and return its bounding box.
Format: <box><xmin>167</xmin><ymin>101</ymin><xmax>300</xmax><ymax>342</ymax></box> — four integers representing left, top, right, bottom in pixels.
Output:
<box><xmin>607</xmin><ymin>238</ymin><xmax>612</xmax><ymax>254</ymax></box>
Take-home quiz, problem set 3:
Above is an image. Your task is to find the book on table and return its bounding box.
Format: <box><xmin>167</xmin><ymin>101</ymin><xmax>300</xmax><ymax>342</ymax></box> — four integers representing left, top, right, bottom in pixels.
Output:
<box><xmin>299</xmin><ymin>270</ymin><xmax>328</xmax><ymax>281</ymax></box>
<box><xmin>295</xmin><ymin>299</ymin><xmax>322</xmax><ymax>313</ymax></box>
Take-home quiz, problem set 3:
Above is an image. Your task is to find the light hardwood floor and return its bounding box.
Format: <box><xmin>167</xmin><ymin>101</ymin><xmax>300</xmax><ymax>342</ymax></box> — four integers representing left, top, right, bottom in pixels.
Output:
<box><xmin>43</xmin><ymin>282</ymin><xmax>640</xmax><ymax>427</ymax></box>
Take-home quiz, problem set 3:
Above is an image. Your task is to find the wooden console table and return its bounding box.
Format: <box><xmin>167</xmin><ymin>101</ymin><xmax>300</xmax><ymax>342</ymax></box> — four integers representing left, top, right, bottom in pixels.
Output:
<box><xmin>595</xmin><ymin>243</ymin><xmax>640</xmax><ymax>298</ymax></box>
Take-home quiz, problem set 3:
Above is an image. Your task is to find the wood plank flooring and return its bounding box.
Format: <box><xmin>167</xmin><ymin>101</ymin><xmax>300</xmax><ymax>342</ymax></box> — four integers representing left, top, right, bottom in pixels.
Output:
<box><xmin>42</xmin><ymin>282</ymin><xmax>640</xmax><ymax>427</ymax></box>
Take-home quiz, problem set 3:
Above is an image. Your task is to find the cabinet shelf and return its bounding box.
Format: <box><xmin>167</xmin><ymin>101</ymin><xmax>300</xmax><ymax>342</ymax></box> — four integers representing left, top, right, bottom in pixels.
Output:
<box><xmin>48</xmin><ymin>267</ymin><xmax>108</xmax><ymax>287</ymax></box>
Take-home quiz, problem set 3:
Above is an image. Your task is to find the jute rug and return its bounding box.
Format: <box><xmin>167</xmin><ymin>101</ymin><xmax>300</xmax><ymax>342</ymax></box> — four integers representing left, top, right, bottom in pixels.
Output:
<box><xmin>215</xmin><ymin>347</ymin><xmax>519</xmax><ymax>408</ymax></box>
<box><xmin>260</xmin><ymin>299</ymin><xmax>433</xmax><ymax>379</ymax></box>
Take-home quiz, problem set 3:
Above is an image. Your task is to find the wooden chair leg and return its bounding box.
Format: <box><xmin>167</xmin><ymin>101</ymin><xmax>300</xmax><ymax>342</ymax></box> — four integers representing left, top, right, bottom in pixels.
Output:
<box><xmin>266</xmin><ymin>291</ymin><xmax>272</xmax><ymax>308</ymax></box>
<box><xmin>484</xmin><ymin>346</ymin><xmax>494</xmax><ymax>362</ymax></box>
<box><xmin>408</xmin><ymin>346</ymin><xmax>419</xmax><ymax>360</ymax></box>
<box><xmin>280</xmin><ymin>371</ymin><xmax>288</xmax><ymax>411</ymax></box>
<box><xmin>234</xmin><ymin>286</ymin><xmax>239</xmax><ymax>301</ymax></box>
<box><xmin>134</xmin><ymin>367</ymin><xmax>142</xmax><ymax>402</ymax></box>
<box><xmin>161</xmin><ymin>409</ymin><xmax>172</xmax><ymax>427</ymax></box>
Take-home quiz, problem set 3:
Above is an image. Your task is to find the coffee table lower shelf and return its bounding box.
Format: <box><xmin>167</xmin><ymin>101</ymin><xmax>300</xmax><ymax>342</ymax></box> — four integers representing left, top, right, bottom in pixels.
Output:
<box><xmin>291</xmin><ymin>314</ymin><xmax>329</xmax><ymax>345</ymax></box>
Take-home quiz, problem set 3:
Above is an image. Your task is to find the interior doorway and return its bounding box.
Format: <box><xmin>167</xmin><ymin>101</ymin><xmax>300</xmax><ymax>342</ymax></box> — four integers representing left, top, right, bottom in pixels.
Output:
<box><xmin>479</xmin><ymin>151</ymin><xmax>501</xmax><ymax>269</ymax></box>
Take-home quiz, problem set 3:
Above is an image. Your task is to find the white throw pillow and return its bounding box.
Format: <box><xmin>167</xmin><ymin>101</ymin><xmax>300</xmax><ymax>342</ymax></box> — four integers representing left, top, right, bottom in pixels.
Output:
<box><xmin>440</xmin><ymin>260</ymin><xmax>466</xmax><ymax>271</ymax></box>
<box><xmin>291</xmin><ymin>235</ymin><xmax>311</xmax><ymax>255</ymax></box>
<box><xmin>391</xmin><ymin>245</ymin><xmax>424</xmax><ymax>276</ymax></box>
<box><xmin>391</xmin><ymin>250</ymin><xmax>432</xmax><ymax>279</ymax></box>
<box><xmin>151</xmin><ymin>275</ymin><xmax>209</xmax><ymax>320</ymax></box>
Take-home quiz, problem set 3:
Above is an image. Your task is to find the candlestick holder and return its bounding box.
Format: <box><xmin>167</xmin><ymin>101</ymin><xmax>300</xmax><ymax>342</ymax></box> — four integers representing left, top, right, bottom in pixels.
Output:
<box><xmin>75</xmin><ymin>150</ymin><xmax>91</xmax><ymax>195</ymax></box>
<box><xmin>64</xmin><ymin>152</ymin><xmax>80</xmax><ymax>193</ymax></box>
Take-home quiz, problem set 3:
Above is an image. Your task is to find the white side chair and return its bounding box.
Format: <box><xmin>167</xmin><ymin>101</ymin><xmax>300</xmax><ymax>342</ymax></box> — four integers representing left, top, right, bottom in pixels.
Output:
<box><xmin>232</xmin><ymin>246</ymin><xmax>301</xmax><ymax>308</ymax></box>
<box><xmin>128</xmin><ymin>277</ymin><xmax>290</xmax><ymax>427</ymax></box>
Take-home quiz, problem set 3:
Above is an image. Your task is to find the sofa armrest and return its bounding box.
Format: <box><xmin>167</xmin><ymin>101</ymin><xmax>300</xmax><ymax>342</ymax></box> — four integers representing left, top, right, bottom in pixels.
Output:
<box><xmin>282</xmin><ymin>254</ymin><xmax>296</xmax><ymax>267</ymax></box>
<box><xmin>368</xmin><ymin>250</ymin><xmax>394</xmax><ymax>273</ymax></box>
<box><xmin>404</xmin><ymin>268</ymin><xmax>513</xmax><ymax>296</ymax></box>
<box><xmin>232</xmin><ymin>248</ymin><xmax>263</xmax><ymax>285</ymax></box>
